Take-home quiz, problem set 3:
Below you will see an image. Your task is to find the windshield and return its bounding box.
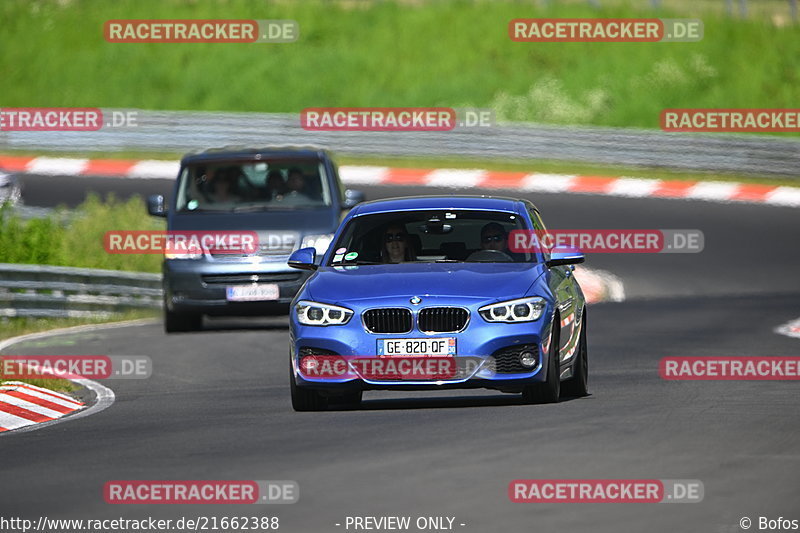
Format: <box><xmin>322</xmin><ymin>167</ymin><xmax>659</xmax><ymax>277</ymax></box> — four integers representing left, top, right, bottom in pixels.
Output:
<box><xmin>328</xmin><ymin>209</ymin><xmax>535</xmax><ymax>265</ymax></box>
<box><xmin>175</xmin><ymin>159</ymin><xmax>332</xmax><ymax>212</ymax></box>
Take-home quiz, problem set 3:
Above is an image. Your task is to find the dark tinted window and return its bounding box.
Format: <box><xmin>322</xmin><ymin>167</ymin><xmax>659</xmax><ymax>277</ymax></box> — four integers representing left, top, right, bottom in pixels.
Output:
<box><xmin>329</xmin><ymin>209</ymin><xmax>534</xmax><ymax>265</ymax></box>
<box><xmin>175</xmin><ymin>159</ymin><xmax>332</xmax><ymax>212</ymax></box>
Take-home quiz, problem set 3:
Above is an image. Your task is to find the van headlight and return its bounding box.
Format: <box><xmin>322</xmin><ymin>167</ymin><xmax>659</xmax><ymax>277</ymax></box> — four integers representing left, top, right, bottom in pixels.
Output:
<box><xmin>164</xmin><ymin>242</ymin><xmax>203</xmax><ymax>259</ymax></box>
<box><xmin>479</xmin><ymin>297</ymin><xmax>545</xmax><ymax>323</ymax></box>
<box><xmin>301</xmin><ymin>234</ymin><xmax>334</xmax><ymax>256</ymax></box>
<box><xmin>296</xmin><ymin>300</ymin><xmax>353</xmax><ymax>326</ymax></box>
<box><xmin>164</xmin><ymin>249</ymin><xmax>203</xmax><ymax>260</ymax></box>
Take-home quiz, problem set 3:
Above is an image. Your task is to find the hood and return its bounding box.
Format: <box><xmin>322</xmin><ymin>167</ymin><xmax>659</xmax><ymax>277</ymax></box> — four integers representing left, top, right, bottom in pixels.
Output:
<box><xmin>305</xmin><ymin>262</ymin><xmax>547</xmax><ymax>305</ymax></box>
<box><xmin>168</xmin><ymin>210</ymin><xmax>339</xmax><ymax>256</ymax></box>
<box><xmin>168</xmin><ymin>208</ymin><xmax>338</xmax><ymax>233</ymax></box>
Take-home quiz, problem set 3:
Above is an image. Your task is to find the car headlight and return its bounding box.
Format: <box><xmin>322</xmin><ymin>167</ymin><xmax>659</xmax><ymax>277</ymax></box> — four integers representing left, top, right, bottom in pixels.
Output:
<box><xmin>479</xmin><ymin>297</ymin><xmax>545</xmax><ymax>323</ymax></box>
<box><xmin>301</xmin><ymin>234</ymin><xmax>334</xmax><ymax>256</ymax></box>
<box><xmin>296</xmin><ymin>300</ymin><xmax>353</xmax><ymax>326</ymax></box>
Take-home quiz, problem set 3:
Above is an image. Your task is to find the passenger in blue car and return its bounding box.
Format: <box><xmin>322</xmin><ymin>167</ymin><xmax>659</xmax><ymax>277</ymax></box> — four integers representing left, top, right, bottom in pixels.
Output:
<box><xmin>381</xmin><ymin>224</ymin><xmax>416</xmax><ymax>263</ymax></box>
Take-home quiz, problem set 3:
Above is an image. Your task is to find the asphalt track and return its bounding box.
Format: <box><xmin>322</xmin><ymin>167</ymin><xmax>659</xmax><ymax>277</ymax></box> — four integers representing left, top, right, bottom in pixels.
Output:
<box><xmin>1</xmin><ymin>173</ymin><xmax>799</xmax><ymax>532</ymax></box>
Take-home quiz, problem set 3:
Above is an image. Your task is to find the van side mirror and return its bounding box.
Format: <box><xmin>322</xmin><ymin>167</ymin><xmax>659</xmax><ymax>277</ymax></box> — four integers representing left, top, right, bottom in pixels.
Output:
<box><xmin>342</xmin><ymin>189</ymin><xmax>365</xmax><ymax>209</ymax></box>
<box><xmin>147</xmin><ymin>194</ymin><xmax>167</xmax><ymax>217</ymax></box>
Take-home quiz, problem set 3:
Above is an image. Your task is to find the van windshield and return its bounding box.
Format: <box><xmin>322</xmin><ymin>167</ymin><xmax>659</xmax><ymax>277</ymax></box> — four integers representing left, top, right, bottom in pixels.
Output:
<box><xmin>175</xmin><ymin>159</ymin><xmax>332</xmax><ymax>212</ymax></box>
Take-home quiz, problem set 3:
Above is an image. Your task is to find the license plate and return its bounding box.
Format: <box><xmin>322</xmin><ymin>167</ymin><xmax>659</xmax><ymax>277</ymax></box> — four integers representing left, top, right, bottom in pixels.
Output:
<box><xmin>378</xmin><ymin>338</ymin><xmax>456</xmax><ymax>356</ymax></box>
<box><xmin>226</xmin><ymin>284</ymin><xmax>279</xmax><ymax>302</ymax></box>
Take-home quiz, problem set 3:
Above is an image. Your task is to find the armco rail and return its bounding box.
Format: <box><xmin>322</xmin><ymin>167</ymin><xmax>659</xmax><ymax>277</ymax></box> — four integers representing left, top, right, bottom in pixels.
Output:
<box><xmin>0</xmin><ymin>263</ymin><xmax>161</xmax><ymax>319</ymax></box>
<box><xmin>1</xmin><ymin>110</ymin><xmax>800</xmax><ymax>177</ymax></box>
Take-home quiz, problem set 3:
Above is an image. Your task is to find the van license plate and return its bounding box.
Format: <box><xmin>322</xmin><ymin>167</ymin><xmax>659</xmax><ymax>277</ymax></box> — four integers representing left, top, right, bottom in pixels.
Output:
<box><xmin>226</xmin><ymin>284</ymin><xmax>279</xmax><ymax>301</ymax></box>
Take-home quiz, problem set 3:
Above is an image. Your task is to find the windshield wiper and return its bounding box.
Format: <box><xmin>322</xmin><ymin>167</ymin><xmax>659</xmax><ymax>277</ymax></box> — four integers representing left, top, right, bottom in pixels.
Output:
<box><xmin>229</xmin><ymin>205</ymin><xmax>274</xmax><ymax>213</ymax></box>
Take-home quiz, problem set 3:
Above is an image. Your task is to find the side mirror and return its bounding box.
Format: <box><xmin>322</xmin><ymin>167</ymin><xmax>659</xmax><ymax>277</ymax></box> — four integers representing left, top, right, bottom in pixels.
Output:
<box><xmin>288</xmin><ymin>247</ymin><xmax>318</xmax><ymax>271</ymax></box>
<box><xmin>342</xmin><ymin>189</ymin><xmax>365</xmax><ymax>209</ymax></box>
<box><xmin>147</xmin><ymin>194</ymin><xmax>167</xmax><ymax>217</ymax></box>
<box><xmin>546</xmin><ymin>250</ymin><xmax>585</xmax><ymax>267</ymax></box>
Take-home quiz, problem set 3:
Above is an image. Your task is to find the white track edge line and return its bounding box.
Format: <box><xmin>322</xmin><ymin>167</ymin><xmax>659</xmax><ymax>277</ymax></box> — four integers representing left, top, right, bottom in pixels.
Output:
<box><xmin>774</xmin><ymin>317</ymin><xmax>800</xmax><ymax>339</ymax></box>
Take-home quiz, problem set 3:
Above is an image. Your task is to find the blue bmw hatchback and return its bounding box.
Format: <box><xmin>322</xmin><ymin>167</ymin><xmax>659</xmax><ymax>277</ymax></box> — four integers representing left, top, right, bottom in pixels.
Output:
<box><xmin>287</xmin><ymin>196</ymin><xmax>588</xmax><ymax>411</ymax></box>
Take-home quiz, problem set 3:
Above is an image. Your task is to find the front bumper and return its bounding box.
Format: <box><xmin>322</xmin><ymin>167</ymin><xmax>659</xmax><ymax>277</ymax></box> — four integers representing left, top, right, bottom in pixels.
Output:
<box><xmin>164</xmin><ymin>259</ymin><xmax>311</xmax><ymax>316</ymax></box>
<box><xmin>290</xmin><ymin>302</ymin><xmax>555</xmax><ymax>393</ymax></box>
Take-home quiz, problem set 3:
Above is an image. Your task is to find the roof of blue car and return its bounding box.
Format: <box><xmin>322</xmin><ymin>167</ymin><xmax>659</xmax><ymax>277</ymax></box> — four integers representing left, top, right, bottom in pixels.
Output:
<box><xmin>352</xmin><ymin>195</ymin><xmax>532</xmax><ymax>215</ymax></box>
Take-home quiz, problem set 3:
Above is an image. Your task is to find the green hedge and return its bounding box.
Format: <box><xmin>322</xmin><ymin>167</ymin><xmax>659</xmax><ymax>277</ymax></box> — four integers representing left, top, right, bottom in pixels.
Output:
<box><xmin>0</xmin><ymin>195</ymin><xmax>164</xmax><ymax>272</ymax></box>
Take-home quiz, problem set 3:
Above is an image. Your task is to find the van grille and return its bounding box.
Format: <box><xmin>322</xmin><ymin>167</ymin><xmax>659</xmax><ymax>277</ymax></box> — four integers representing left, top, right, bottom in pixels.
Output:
<box><xmin>202</xmin><ymin>272</ymin><xmax>302</xmax><ymax>285</ymax></box>
<box><xmin>209</xmin><ymin>243</ymin><xmax>296</xmax><ymax>261</ymax></box>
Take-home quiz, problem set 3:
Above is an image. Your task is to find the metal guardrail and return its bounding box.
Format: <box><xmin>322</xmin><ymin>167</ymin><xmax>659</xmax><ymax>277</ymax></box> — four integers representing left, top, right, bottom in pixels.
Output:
<box><xmin>0</xmin><ymin>263</ymin><xmax>162</xmax><ymax>319</ymax></box>
<box><xmin>1</xmin><ymin>110</ymin><xmax>799</xmax><ymax>177</ymax></box>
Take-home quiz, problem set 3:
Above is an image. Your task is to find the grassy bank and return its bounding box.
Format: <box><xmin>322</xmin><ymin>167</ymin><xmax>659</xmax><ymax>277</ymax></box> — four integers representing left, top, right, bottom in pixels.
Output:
<box><xmin>0</xmin><ymin>194</ymin><xmax>164</xmax><ymax>272</ymax></box>
<box><xmin>2</xmin><ymin>0</ymin><xmax>799</xmax><ymax>131</ymax></box>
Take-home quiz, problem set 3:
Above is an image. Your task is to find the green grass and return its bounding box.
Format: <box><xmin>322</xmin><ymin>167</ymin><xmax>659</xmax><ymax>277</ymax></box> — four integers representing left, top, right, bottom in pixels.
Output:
<box><xmin>0</xmin><ymin>194</ymin><xmax>165</xmax><ymax>273</ymax></box>
<box><xmin>2</xmin><ymin>0</ymin><xmax>799</xmax><ymax>132</ymax></box>
<box><xmin>0</xmin><ymin>311</ymin><xmax>158</xmax><ymax>393</ymax></box>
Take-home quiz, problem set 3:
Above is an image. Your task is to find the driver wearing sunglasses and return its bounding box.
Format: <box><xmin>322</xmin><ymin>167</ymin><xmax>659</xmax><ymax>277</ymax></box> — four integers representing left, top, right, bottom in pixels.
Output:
<box><xmin>480</xmin><ymin>222</ymin><xmax>509</xmax><ymax>252</ymax></box>
<box><xmin>381</xmin><ymin>224</ymin><xmax>416</xmax><ymax>263</ymax></box>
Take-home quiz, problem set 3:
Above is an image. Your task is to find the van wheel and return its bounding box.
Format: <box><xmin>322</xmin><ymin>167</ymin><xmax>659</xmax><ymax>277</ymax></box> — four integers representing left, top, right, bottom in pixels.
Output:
<box><xmin>164</xmin><ymin>309</ymin><xmax>202</xmax><ymax>333</ymax></box>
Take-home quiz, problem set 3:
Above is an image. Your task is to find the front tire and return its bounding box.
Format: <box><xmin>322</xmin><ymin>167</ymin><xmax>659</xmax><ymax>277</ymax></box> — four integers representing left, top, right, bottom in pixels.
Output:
<box><xmin>331</xmin><ymin>390</ymin><xmax>363</xmax><ymax>408</ymax></box>
<box><xmin>290</xmin><ymin>364</ymin><xmax>328</xmax><ymax>411</ymax></box>
<box><xmin>561</xmin><ymin>313</ymin><xmax>589</xmax><ymax>398</ymax></box>
<box><xmin>164</xmin><ymin>308</ymin><xmax>202</xmax><ymax>333</ymax></box>
<box><xmin>522</xmin><ymin>325</ymin><xmax>561</xmax><ymax>404</ymax></box>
